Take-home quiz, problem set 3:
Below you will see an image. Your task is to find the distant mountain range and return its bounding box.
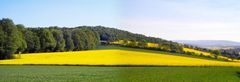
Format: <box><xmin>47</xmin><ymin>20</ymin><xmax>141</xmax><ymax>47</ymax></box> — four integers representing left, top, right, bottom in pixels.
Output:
<box><xmin>174</xmin><ymin>40</ymin><xmax>240</xmax><ymax>49</ymax></box>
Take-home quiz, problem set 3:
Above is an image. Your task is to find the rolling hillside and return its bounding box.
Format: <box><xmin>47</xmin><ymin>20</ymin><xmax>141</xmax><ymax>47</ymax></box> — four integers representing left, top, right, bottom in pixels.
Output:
<box><xmin>175</xmin><ymin>40</ymin><xmax>240</xmax><ymax>49</ymax></box>
<box><xmin>0</xmin><ymin>19</ymin><xmax>238</xmax><ymax>66</ymax></box>
<box><xmin>1</xmin><ymin>46</ymin><xmax>240</xmax><ymax>66</ymax></box>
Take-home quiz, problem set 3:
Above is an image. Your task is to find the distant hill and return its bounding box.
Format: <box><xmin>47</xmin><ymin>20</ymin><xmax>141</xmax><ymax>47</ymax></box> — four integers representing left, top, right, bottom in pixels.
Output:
<box><xmin>174</xmin><ymin>40</ymin><xmax>240</xmax><ymax>49</ymax></box>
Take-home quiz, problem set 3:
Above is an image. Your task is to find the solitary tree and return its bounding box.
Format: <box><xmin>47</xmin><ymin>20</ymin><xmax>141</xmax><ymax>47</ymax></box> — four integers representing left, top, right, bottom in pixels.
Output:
<box><xmin>213</xmin><ymin>50</ymin><xmax>221</xmax><ymax>59</ymax></box>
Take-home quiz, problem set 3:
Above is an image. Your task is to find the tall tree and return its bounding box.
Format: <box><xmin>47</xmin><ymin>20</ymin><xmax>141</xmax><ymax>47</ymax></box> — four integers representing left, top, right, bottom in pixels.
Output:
<box><xmin>63</xmin><ymin>29</ymin><xmax>74</xmax><ymax>51</ymax></box>
<box><xmin>51</xmin><ymin>28</ymin><xmax>65</xmax><ymax>51</ymax></box>
<box><xmin>16</xmin><ymin>24</ymin><xmax>27</xmax><ymax>53</ymax></box>
<box><xmin>71</xmin><ymin>29</ymin><xmax>86</xmax><ymax>50</ymax></box>
<box><xmin>83</xmin><ymin>29</ymin><xmax>99</xmax><ymax>49</ymax></box>
<box><xmin>0</xmin><ymin>18</ymin><xmax>21</xmax><ymax>59</ymax></box>
<box><xmin>37</xmin><ymin>28</ymin><xmax>56</xmax><ymax>52</ymax></box>
<box><xmin>23</xmin><ymin>28</ymin><xmax>41</xmax><ymax>53</ymax></box>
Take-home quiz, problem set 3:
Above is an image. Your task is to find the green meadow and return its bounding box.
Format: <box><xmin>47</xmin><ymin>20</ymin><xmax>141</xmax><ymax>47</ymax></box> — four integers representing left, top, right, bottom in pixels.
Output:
<box><xmin>0</xmin><ymin>66</ymin><xmax>240</xmax><ymax>82</ymax></box>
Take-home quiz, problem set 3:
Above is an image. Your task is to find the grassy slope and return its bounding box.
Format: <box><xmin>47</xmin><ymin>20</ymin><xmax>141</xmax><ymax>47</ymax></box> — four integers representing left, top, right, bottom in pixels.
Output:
<box><xmin>0</xmin><ymin>66</ymin><xmax>239</xmax><ymax>82</ymax></box>
<box><xmin>0</xmin><ymin>46</ymin><xmax>240</xmax><ymax>66</ymax></box>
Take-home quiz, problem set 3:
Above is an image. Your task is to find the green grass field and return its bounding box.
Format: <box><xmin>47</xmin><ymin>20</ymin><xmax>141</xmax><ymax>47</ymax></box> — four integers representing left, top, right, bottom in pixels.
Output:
<box><xmin>0</xmin><ymin>66</ymin><xmax>240</xmax><ymax>82</ymax></box>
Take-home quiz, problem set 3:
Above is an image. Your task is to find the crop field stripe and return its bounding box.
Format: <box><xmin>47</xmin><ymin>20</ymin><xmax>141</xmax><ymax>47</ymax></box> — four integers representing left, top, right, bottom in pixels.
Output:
<box><xmin>0</xmin><ymin>66</ymin><xmax>240</xmax><ymax>82</ymax></box>
<box><xmin>1</xmin><ymin>47</ymin><xmax>240</xmax><ymax>66</ymax></box>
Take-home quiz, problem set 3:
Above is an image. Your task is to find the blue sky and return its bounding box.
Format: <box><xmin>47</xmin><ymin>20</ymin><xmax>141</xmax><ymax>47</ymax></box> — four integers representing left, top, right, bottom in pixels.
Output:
<box><xmin>0</xmin><ymin>0</ymin><xmax>120</xmax><ymax>27</ymax></box>
<box><xmin>1</xmin><ymin>0</ymin><xmax>240</xmax><ymax>41</ymax></box>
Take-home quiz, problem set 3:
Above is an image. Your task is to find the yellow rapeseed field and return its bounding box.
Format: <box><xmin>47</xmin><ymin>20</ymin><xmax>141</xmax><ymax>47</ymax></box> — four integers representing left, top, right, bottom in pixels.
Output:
<box><xmin>111</xmin><ymin>40</ymin><xmax>159</xmax><ymax>48</ymax></box>
<box><xmin>1</xmin><ymin>49</ymin><xmax>240</xmax><ymax>66</ymax></box>
<box><xmin>183</xmin><ymin>48</ymin><xmax>213</xmax><ymax>57</ymax></box>
<box><xmin>147</xmin><ymin>43</ymin><xmax>159</xmax><ymax>48</ymax></box>
<box><xmin>183</xmin><ymin>48</ymin><xmax>231</xmax><ymax>61</ymax></box>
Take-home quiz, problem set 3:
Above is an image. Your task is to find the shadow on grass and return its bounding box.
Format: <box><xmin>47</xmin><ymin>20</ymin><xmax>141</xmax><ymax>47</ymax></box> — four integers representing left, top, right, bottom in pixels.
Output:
<box><xmin>236</xmin><ymin>72</ymin><xmax>240</xmax><ymax>78</ymax></box>
<box><xmin>1</xmin><ymin>64</ymin><xmax>239</xmax><ymax>67</ymax></box>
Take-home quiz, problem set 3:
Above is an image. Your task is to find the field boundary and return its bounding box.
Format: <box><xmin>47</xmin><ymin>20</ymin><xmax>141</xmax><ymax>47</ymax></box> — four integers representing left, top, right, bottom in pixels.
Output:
<box><xmin>0</xmin><ymin>64</ymin><xmax>239</xmax><ymax>67</ymax></box>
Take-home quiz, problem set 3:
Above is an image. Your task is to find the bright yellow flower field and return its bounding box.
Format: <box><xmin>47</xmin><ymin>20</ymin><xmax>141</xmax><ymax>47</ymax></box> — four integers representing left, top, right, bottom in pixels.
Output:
<box><xmin>1</xmin><ymin>49</ymin><xmax>240</xmax><ymax>66</ymax></box>
<box><xmin>183</xmin><ymin>48</ymin><xmax>232</xmax><ymax>61</ymax></box>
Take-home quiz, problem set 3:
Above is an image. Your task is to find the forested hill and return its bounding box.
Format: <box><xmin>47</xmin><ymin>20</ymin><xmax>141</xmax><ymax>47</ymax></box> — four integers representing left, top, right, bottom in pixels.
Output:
<box><xmin>0</xmin><ymin>18</ymin><xmax>184</xmax><ymax>59</ymax></box>
<box><xmin>81</xmin><ymin>26</ymin><xmax>184</xmax><ymax>53</ymax></box>
<box><xmin>89</xmin><ymin>26</ymin><xmax>167</xmax><ymax>42</ymax></box>
<box><xmin>2</xmin><ymin>18</ymin><xmax>240</xmax><ymax>61</ymax></box>
<box><xmin>0</xmin><ymin>18</ymin><xmax>100</xmax><ymax>59</ymax></box>
<box><xmin>82</xmin><ymin>26</ymin><xmax>181</xmax><ymax>47</ymax></box>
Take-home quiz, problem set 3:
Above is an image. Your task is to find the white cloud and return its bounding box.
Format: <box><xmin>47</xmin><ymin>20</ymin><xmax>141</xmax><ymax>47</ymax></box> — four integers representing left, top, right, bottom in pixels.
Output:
<box><xmin>120</xmin><ymin>19</ymin><xmax>240</xmax><ymax>42</ymax></box>
<box><xmin>120</xmin><ymin>0</ymin><xmax>240</xmax><ymax>42</ymax></box>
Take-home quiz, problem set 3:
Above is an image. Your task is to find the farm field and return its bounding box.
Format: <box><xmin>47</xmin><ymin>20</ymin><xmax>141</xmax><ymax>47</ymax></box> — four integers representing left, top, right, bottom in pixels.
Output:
<box><xmin>0</xmin><ymin>66</ymin><xmax>240</xmax><ymax>82</ymax></box>
<box><xmin>112</xmin><ymin>40</ymin><xmax>232</xmax><ymax>61</ymax></box>
<box><xmin>0</xmin><ymin>46</ymin><xmax>240</xmax><ymax>66</ymax></box>
<box><xmin>183</xmin><ymin>48</ymin><xmax>231</xmax><ymax>60</ymax></box>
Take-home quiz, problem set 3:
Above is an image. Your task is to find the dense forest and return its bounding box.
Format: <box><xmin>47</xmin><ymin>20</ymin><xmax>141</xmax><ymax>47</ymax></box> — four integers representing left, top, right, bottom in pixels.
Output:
<box><xmin>0</xmin><ymin>18</ymin><xmax>239</xmax><ymax>60</ymax></box>
<box><xmin>88</xmin><ymin>26</ymin><xmax>184</xmax><ymax>53</ymax></box>
<box><xmin>0</xmin><ymin>18</ymin><xmax>185</xmax><ymax>59</ymax></box>
<box><xmin>0</xmin><ymin>18</ymin><xmax>99</xmax><ymax>59</ymax></box>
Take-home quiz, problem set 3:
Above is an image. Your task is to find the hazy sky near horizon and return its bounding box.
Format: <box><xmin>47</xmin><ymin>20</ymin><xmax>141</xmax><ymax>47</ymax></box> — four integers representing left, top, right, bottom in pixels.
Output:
<box><xmin>1</xmin><ymin>0</ymin><xmax>240</xmax><ymax>42</ymax></box>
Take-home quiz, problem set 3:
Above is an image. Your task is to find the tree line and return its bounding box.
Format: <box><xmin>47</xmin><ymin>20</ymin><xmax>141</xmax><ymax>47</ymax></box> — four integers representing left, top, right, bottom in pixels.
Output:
<box><xmin>1</xmin><ymin>18</ymin><xmax>237</xmax><ymax>61</ymax></box>
<box><xmin>0</xmin><ymin>18</ymin><xmax>99</xmax><ymax>59</ymax></box>
<box><xmin>183</xmin><ymin>44</ymin><xmax>240</xmax><ymax>60</ymax></box>
<box><xmin>221</xmin><ymin>48</ymin><xmax>240</xmax><ymax>60</ymax></box>
<box><xmin>110</xmin><ymin>40</ymin><xmax>184</xmax><ymax>53</ymax></box>
<box><xmin>89</xmin><ymin>26</ymin><xmax>184</xmax><ymax>53</ymax></box>
<box><xmin>0</xmin><ymin>18</ymin><xmax>183</xmax><ymax>59</ymax></box>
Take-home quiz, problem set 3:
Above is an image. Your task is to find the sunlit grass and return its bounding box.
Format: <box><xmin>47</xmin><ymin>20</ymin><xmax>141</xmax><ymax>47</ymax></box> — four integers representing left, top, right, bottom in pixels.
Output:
<box><xmin>0</xmin><ymin>66</ymin><xmax>240</xmax><ymax>82</ymax></box>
